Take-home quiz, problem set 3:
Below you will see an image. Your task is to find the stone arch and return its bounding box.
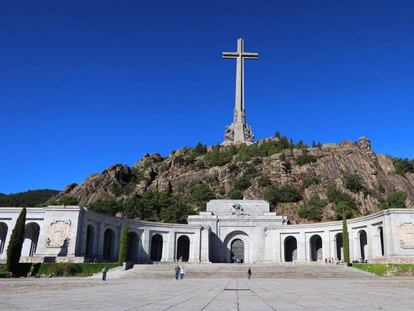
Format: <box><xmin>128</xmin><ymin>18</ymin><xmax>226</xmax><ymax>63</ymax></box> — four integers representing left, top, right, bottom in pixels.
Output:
<box><xmin>176</xmin><ymin>235</ymin><xmax>190</xmax><ymax>262</ymax></box>
<box><xmin>335</xmin><ymin>233</ymin><xmax>343</xmax><ymax>261</ymax></box>
<box><xmin>359</xmin><ymin>230</ymin><xmax>368</xmax><ymax>261</ymax></box>
<box><xmin>378</xmin><ymin>226</ymin><xmax>385</xmax><ymax>257</ymax></box>
<box><xmin>103</xmin><ymin>228</ymin><xmax>116</xmax><ymax>260</ymax></box>
<box><xmin>0</xmin><ymin>222</ymin><xmax>8</xmax><ymax>254</ymax></box>
<box><xmin>85</xmin><ymin>224</ymin><xmax>96</xmax><ymax>258</ymax></box>
<box><xmin>150</xmin><ymin>234</ymin><xmax>163</xmax><ymax>262</ymax></box>
<box><xmin>284</xmin><ymin>236</ymin><xmax>297</xmax><ymax>262</ymax></box>
<box><xmin>309</xmin><ymin>234</ymin><xmax>322</xmax><ymax>262</ymax></box>
<box><xmin>127</xmin><ymin>231</ymin><xmax>139</xmax><ymax>261</ymax></box>
<box><xmin>224</xmin><ymin>231</ymin><xmax>250</xmax><ymax>263</ymax></box>
<box><xmin>22</xmin><ymin>222</ymin><xmax>40</xmax><ymax>257</ymax></box>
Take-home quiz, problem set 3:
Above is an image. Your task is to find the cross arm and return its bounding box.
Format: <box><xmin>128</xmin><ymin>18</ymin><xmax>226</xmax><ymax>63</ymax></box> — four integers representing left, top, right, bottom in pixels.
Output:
<box><xmin>241</xmin><ymin>53</ymin><xmax>258</xmax><ymax>59</ymax></box>
<box><xmin>222</xmin><ymin>52</ymin><xmax>239</xmax><ymax>59</ymax></box>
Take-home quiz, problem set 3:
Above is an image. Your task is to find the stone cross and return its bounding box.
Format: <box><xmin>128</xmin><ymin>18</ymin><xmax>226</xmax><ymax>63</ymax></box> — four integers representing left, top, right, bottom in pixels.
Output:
<box><xmin>222</xmin><ymin>38</ymin><xmax>258</xmax><ymax>144</ymax></box>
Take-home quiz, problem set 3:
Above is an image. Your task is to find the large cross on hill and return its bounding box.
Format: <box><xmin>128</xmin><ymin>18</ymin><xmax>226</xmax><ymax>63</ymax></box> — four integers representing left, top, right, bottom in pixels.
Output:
<box><xmin>222</xmin><ymin>38</ymin><xmax>258</xmax><ymax>144</ymax></box>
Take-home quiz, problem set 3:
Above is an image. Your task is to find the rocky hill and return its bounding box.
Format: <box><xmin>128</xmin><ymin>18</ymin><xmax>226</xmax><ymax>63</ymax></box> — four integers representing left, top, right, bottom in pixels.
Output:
<box><xmin>51</xmin><ymin>135</ymin><xmax>414</xmax><ymax>223</ymax></box>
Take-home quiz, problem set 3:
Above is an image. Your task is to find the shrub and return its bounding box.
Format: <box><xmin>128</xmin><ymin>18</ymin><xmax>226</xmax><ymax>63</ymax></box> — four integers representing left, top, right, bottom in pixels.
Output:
<box><xmin>264</xmin><ymin>184</ymin><xmax>302</xmax><ymax>206</ymax></box>
<box><xmin>327</xmin><ymin>185</ymin><xmax>358</xmax><ymax>220</ymax></box>
<box><xmin>203</xmin><ymin>145</ymin><xmax>237</xmax><ymax>167</ymax></box>
<box><xmin>295</xmin><ymin>151</ymin><xmax>316</xmax><ymax>166</ymax></box>
<box><xmin>391</xmin><ymin>157</ymin><xmax>414</xmax><ymax>176</ymax></box>
<box><xmin>6</xmin><ymin>207</ymin><xmax>26</xmax><ymax>274</ymax></box>
<box><xmin>234</xmin><ymin>176</ymin><xmax>251</xmax><ymax>191</ymax></box>
<box><xmin>344</xmin><ymin>172</ymin><xmax>368</xmax><ymax>194</ymax></box>
<box><xmin>298</xmin><ymin>195</ymin><xmax>326</xmax><ymax>221</ymax></box>
<box><xmin>258</xmin><ymin>175</ymin><xmax>271</xmax><ymax>188</ymax></box>
<box><xmin>191</xmin><ymin>142</ymin><xmax>207</xmax><ymax>158</ymax></box>
<box><xmin>188</xmin><ymin>183</ymin><xmax>215</xmax><ymax>207</ymax></box>
<box><xmin>50</xmin><ymin>196</ymin><xmax>79</xmax><ymax>206</ymax></box>
<box><xmin>160</xmin><ymin>201</ymin><xmax>194</xmax><ymax>223</ymax></box>
<box><xmin>277</xmin><ymin>184</ymin><xmax>302</xmax><ymax>203</ymax></box>
<box><xmin>303</xmin><ymin>176</ymin><xmax>321</xmax><ymax>188</ymax></box>
<box><xmin>228</xmin><ymin>189</ymin><xmax>243</xmax><ymax>200</ymax></box>
<box><xmin>88</xmin><ymin>198</ymin><xmax>125</xmax><ymax>216</ymax></box>
<box><xmin>379</xmin><ymin>191</ymin><xmax>407</xmax><ymax>209</ymax></box>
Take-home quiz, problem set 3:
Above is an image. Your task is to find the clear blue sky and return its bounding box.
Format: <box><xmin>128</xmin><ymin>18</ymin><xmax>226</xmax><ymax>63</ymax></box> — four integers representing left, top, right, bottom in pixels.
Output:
<box><xmin>1</xmin><ymin>0</ymin><xmax>413</xmax><ymax>194</ymax></box>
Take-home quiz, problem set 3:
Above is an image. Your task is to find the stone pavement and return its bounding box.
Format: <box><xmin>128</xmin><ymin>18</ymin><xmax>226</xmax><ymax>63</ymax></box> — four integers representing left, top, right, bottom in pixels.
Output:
<box><xmin>0</xmin><ymin>276</ymin><xmax>413</xmax><ymax>310</ymax></box>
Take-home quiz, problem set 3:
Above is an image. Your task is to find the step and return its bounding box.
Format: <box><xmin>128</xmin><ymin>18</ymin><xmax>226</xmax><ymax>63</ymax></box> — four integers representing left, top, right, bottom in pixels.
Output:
<box><xmin>108</xmin><ymin>263</ymin><xmax>376</xmax><ymax>279</ymax></box>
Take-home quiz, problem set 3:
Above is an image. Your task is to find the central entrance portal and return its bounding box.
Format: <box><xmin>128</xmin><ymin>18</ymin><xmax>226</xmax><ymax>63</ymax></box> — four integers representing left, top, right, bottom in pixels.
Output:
<box><xmin>231</xmin><ymin>239</ymin><xmax>244</xmax><ymax>263</ymax></box>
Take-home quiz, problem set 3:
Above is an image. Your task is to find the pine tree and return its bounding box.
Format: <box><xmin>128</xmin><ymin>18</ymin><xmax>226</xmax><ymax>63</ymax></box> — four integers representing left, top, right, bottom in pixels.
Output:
<box><xmin>118</xmin><ymin>224</ymin><xmax>128</xmax><ymax>264</ymax></box>
<box><xmin>342</xmin><ymin>213</ymin><xmax>350</xmax><ymax>264</ymax></box>
<box><xmin>6</xmin><ymin>207</ymin><xmax>26</xmax><ymax>274</ymax></box>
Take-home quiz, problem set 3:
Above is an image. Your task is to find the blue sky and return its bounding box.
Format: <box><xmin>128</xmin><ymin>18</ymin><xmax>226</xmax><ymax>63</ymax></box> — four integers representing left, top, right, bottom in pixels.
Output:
<box><xmin>1</xmin><ymin>0</ymin><xmax>413</xmax><ymax>194</ymax></box>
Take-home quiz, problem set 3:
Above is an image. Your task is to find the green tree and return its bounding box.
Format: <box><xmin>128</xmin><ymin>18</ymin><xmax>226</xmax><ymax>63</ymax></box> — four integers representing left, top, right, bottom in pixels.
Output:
<box><xmin>0</xmin><ymin>189</ymin><xmax>59</xmax><ymax>207</ymax></box>
<box><xmin>6</xmin><ymin>207</ymin><xmax>26</xmax><ymax>274</ymax></box>
<box><xmin>228</xmin><ymin>189</ymin><xmax>243</xmax><ymax>200</ymax></box>
<box><xmin>160</xmin><ymin>201</ymin><xmax>194</xmax><ymax>224</ymax></box>
<box><xmin>342</xmin><ymin>214</ymin><xmax>350</xmax><ymax>264</ymax></box>
<box><xmin>118</xmin><ymin>224</ymin><xmax>128</xmax><ymax>264</ymax></box>
<box><xmin>264</xmin><ymin>184</ymin><xmax>302</xmax><ymax>206</ymax></box>
<box><xmin>327</xmin><ymin>185</ymin><xmax>358</xmax><ymax>220</ymax></box>
<box><xmin>379</xmin><ymin>191</ymin><xmax>407</xmax><ymax>209</ymax></box>
<box><xmin>391</xmin><ymin>157</ymin><xmax>414</xmax><ymax>176</ymax></box>
<box><xmin>234</xmin><ymin>176</ymin><xmax>251</xmax><ymax>191</ymax></box>
<box><xmin>298</xmin><ymin>195</ymin><xmax>326</xmax><ymax>221</ymax></box>
<box><xmin>344</xmin><ymin>172</ymin><xmax>368</xmax><ymax>194</ymax></box>
<box><xmin>88</xmin><ymin>198</ymin><xmax>125</xmax><ymax>216</ymax></box>
<box><xmin>49</xmin><ymin>196</ymin><xmax>79</xmax><ymax>206</ymax></box>
<box><xmin>296</xmin><ymin>151</ymin><xmax>316</xmax><ymax>166</ymax></box>
<box><xmin>188</xmin><ymin>183</ymin><xmax>215</xmax><ymax>209</ymax></box>
<box><xmin>191</xmin><ymin>142</ymin><xmax>207</xmax><ymax>158</ymax></box>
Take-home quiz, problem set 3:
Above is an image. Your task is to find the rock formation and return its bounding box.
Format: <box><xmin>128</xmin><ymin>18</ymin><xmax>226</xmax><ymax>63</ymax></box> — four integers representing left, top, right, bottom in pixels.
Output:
<box><xmin>51</xmin><ymin>136</ymin><xmax>414</xmax><ymax>222</ymax></box>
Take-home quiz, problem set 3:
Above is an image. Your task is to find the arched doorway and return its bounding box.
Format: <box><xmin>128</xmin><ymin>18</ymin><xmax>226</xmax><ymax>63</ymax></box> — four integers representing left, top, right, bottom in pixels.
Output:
<box><xmin>231</xmin><ymin>239</ymin><xmax>244</xmax><ymax>263</ymax></box>
<box><xmin>359</xmin><ymin>230</ymin><xmax>368</xmax><ymax>261</ymax></box>
<box><xmin>150</xmin><ymin>234</ymin><xmax>163</xmax><ymax>262</ymax></box>
<box><xmin>23</xmin><ymin>222</ymin><xmax>40</xmax><ymax>256</ymax></box>
<box><xmin>310</xmin><ymin>235</ymin><xmax>322</xmax><ymax>262</ymax></box>
<box><xmin>0</xmin><ymin>223</ymin><xmax>8</xmax><ymax>254</ymax></box>
<box><xmin>335</xmin><ymin>233</ymin><xmax>343</xmax><ymax>261</ymax></box>
<box><xmin>85</xmin><ymin>225</ymin><xmax>95</xmax><ymax>258</ymax></box>
<box><xmin>127</xmin><ymin>231</ymin><xmax>139</xmax><ymax>261</ymax></box>
<box><xmin>284</xmin><ymin>236</ymin><xmax>297</xmax><ymax>262</ymax></box>
<box><xmin>224</xmin><ymin>231</ymin><xmax>250</xmax><ymax>263</ymax></box>
<box><xmin>103</xmin><ymin>228</ymin><xmax>115</xmax><ymax>260</ymax></box>
<box><xmin>176</xmin><ymin>235</ymin><xmax>190</xmax><ymax>262</ymax></box>
<box><xmin>378</xmin><ymin>226</ymin><xmax>384</xmax><ymax>256</ymax></box>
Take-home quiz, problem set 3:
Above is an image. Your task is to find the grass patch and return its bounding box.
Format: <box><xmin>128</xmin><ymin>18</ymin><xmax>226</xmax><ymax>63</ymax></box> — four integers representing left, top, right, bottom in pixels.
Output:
<box><xmin>0</xmin><ymin>263</ymin><xmax>119</xmax><ymax>277</ymax></box>
<box><xmin>353</xmin><ymin>264</ymin><xmax>414</xmax><ymax>276</ymax></box>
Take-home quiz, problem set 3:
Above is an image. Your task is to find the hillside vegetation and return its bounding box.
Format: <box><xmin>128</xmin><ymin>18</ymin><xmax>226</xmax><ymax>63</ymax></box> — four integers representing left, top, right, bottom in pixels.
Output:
<box><xmin>50</xmin><ymin>134</ymin><xmax>414</xmax><ymax>224</ymax></box>
<box><xmin>0</xmin><ymin>189</ymin><xmax>60</xmax><ymax>207</ymax></box>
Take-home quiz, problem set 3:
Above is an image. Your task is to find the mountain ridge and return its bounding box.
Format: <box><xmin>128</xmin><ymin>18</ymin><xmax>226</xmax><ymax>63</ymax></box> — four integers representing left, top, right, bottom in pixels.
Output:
<box><xmin>50</xmin><ymin>134</ymin><xmax>414</xmax><ymax>224</ymax></box>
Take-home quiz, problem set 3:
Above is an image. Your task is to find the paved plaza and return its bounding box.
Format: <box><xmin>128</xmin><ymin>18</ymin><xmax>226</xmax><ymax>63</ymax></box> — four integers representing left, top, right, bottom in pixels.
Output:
<box><xmin>0</xmin><ymin>276</ymin><xmax>413</xmax><ymax>311</ymax></box>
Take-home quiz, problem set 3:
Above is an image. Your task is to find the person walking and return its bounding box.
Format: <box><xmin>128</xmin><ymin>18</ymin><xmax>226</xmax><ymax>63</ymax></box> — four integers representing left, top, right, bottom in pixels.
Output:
<box><xmin>247</xmin><ymin>267</ymin><xmax>252</xmax><ymax>280</ymax></box>
<box><xmin>175</xmin><ymin>265</ymin><xmax>180</xmax><ymax>280</ymax></box>
<box><xmin>180</xmin><ymin>266</ymin><xmax>185</xmax><ymax>280</ymax></box>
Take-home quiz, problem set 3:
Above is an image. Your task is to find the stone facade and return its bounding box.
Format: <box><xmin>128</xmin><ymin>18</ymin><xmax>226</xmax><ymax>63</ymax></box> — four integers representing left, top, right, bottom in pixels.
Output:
<box><xmin>0</xmin><ymin>200</ymin><xmax>414</xmax><ymax>264</ymax></box>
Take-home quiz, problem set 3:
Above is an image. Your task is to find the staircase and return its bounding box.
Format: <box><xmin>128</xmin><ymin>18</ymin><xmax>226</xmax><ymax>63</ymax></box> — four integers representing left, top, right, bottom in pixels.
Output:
<box><xmin>102</xmin><ymin>263</ymin><xmax>375</xmax><ymax>279</ymax></box>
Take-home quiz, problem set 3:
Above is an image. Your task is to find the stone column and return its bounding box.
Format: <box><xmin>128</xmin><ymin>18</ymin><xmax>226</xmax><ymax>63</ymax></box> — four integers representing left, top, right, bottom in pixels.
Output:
<box><xmin>139</xmin><ymin>229</ymin><xmax>150</xmax><ymax>262</ymax></box>
<box><xmin>97</xmin><ymin>223</ymin><xmax>106</xmax><ymax>258</ymax></box>
<box><xmin>200</xmin><ymin>226</ymin><xmax>210</xmax><ymax>262</ymax></box>
<box><xmin>297</xmin><ymin>232</ymin><xmax>307</xmax><ymax>262</ymax></box>
<box><xmin>165</xmin><ymin>231</ymin><xmax>175</xmax><ymax>262</ymax></box>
